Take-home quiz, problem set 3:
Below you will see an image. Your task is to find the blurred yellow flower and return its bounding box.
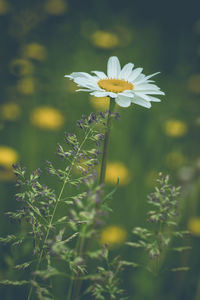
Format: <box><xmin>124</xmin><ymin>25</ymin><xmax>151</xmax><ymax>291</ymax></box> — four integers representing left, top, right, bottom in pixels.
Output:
<box><xmin>30</xmin><ymin>106</ymin><xmax>64</xmax><ymax>130</ymax></box>
<box><xmin>91</xmin><ymin>31</ymin><xmax>119</xmax><ymax>49</ymax></box>
<box><xmin>9</xmin><ymin>59</ymin><xmax>34</xmax><ymax>76</ymax></box>
<box><xmin>164</xmin><ymin>120</ymin><xmax>188</xmax><ymax>137</ymax></box>
<box><xmin>44</xmin><ymin>0</ymin><xmax>67</xmax><ymax>15</ymax></box>
<box><xmin>0</xmin><ymin>0</ymin><xmax>9</xmax><ymax>14</ymax></box>
<box><xmin>23</xmin><ymin>43</ymin><xmax>47</xmax><ymax>61</ymax></box>
<box><xmin>0</xmin><ymin>146</ymin><xmax>18</xmax><ymax>168</ymax></box>
<box><xmin>17</xmin><ymin>77</ymin><xmax>35</xmax><ymax>95</ymax></box>
<box><xmin>105</xmin><ymin>162</ymin><xmax>130</xmax><ymax>185</ymax></box>
<box><xmin>1</xmin><ymin>102</ymin><xmax>21</xmax><ymax>121</ymax></box>
<box><xmin>90</xmin><ymin>96</ymin><xmax>110</xmax><ymax>111</ymax></box>
<box><xmin>165</xmin><ymin>151</ymin><xmax>186</xmax><ymax>169</ymax></box>
<box><xmin>187</xmin><ymin>74</ymin><xmax>200</xmax><ymax>94</ymax></box>
<box><xmin>100</xmin><ymin>225</ymin><xmax>127</xmax><ymax>246</ymax></box>
<box><xmin>188</xmin><ymin>218</ymin><xmax>200</xmax><ymax>236</ymax></box>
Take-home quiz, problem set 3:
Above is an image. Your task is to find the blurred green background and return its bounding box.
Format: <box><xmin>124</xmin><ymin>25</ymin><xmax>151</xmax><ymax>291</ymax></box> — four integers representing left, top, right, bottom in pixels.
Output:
<box><xmin>0</xmin><ymin>0</ymin><xmax>200</xmax><ymax>299</ymax></box>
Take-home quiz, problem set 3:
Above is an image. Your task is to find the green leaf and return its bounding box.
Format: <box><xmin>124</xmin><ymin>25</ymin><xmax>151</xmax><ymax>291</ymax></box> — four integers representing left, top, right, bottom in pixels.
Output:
<box><xmin>14</xmin><ymin>261</ymin><xmax>33</xmax><ymax>270</ymax></box>
<box><xmin>34</xmin><ymin>267</ymin><xmax>65</xmax><ymax>280</ymax></box>
<box><xmin>120</xmin><ymin>261</ymin><xmax>139</xmax><ymax>268</ymax></box>
<box><xmin>126</xmin><ymin>242</ymin><xmax>145</xmax><ymax>248</ymax></box>
<box><xmin>54</xmin><ymin>216</ymin><xmax>68</xmax><ymax>224</ymax></box>
<box><xmin>0</xmin><ymin>235</ymin><xmax>17</xmax><ymax>244</ymax></box>
<box><xmin>0</xmin><ymin>280</ymin><xmax>30</xmax><ymax>285</ymax></box>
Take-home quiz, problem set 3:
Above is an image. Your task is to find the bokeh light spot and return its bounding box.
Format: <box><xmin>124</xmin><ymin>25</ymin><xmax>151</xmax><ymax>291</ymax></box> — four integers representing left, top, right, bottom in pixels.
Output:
<box><xmin>10</xmin><ymin>59</ymin><xmax>34</xmax><ymax>76</ymax></box>
<box><xmin>1</xmin><ymin>102</ymin><xmax>21</xmax><ymax>121</ymax></box>
<box><xmin>30</xmin><ymin>106</ymin><xmax>65</xmax><ymax>130</ymax></box>
<box><xmin>0</xmin><ymin>146</ymin><xmax>18</xmax><ymax>168</ymax></box>
<box><xmin>105</xmin><ymin>162</ymin><xmax>131</xmax><ymax>185</ymax></box>
<box><xmin>17</xmin><ymin>77</ymin><xmax>35</xmax><ymax>95</ymax></box>
<box><xmin>23</xmin><ymin>43</ymin><xmax>47</xmax><ymax>61</ymax></box>
<box><xmin>100</xmin><ymin>225</ymin><xmax>127</xmax><ymax>246</ymax></box>
<box><xmin>187</xmin><ymin>74</ymin><xmax>200</xmax><ymax>94</ymax></box>
<box><xmin>164</xmin><ymin>120</ymin><xmax>188</xmax><ymax>137</ymax></box>
<box><xmin>91</xmin><ymin>31</ymin><xmax>119</xmax><ymax>49</ymax></box>
<box><xmin>44</xmin><ymin>0</ymin><xmax>67</xmax><ymax>15</ymax></box>
<box><xmin>188</xmin><ymin>218</ymin><xmax>200</xmax><ymax>236</ymax></box>
<box><xmin>0</xmin><ymin>0</ymin><xmax>9</xmax><ymax>15</ymax></box>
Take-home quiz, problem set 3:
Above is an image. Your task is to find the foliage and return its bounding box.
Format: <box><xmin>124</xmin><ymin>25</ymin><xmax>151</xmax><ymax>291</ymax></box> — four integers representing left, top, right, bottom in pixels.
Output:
<box><xmin>127</xmin><ymin>173</ymin><xmax>190</xmax><ymax>275</ymax></box>
<box><xmin>0</xmin><ymin>111</ymin><xmax>125</xmax><ymax>300</ymax></box>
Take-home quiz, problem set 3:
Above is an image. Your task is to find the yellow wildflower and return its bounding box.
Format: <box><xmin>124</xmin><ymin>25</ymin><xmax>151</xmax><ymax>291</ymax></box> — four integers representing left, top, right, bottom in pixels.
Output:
<box><xmin>17</xmin><ymin>77</ymin><xmax>35</xmax><ymax>95</ymax></box>
<box><xmin>105</xmin><ymin>162</ymin><xmax>131</xmax><ymax>185</ymax></box>
<box><xmin>165</xmin><ymin>151</ymin><xmax>186</xmax><ymax>169</ymax></box>
<box><xmin>0</xmin><ymin>146</ymin><xmax>18</xmax><ymax>168</ymax></box>
<box><xmin>1</xmin><ymin>102</ymin><xmax>21</xmax><ymax>121</ymax></box>
<box><xmin>91</xmin><ymin>31</ymin><xmax>119</xmax><ymax>49</ymax></box>
<box><xmin>30</xmin><ymin>106</ymin><xmax>64</xmax><ymax>130</ymax></box>
<box><xmin>100</xmin><ymin>225</ymin><xmax>127</xmax><ymax>246</ymax></box>
<box><xmin>187</xmin><ymin>74</ymin><xmax>200</xmax><ymax>94</ymax></box>
<box><xmin>23</xmin><ymin>43</ymin><xmax>46</xmax><ymax>61</ymax></box>
<box><xmin>188</xmin><ymin>218</ymin><xmax>200</xmax><ymax>236</ymax></box>
<box><xmin>9</xmin><ymin>59</ymin><xmax>34</xmax><ymax>76</ymax></box>
<box><xmin>44</xmin><ymin>0</ymin><xmax>67</xmax><ymax>15</ymax></box>
<box><xmin>90</xmin><ymin>96</ymin><xmax>110</xmax><ymax>111</ymax></box>
<box><xmin>164</xmin><ymin>120</ymin><xmax>188</xmax><ymax>137</ymax></box>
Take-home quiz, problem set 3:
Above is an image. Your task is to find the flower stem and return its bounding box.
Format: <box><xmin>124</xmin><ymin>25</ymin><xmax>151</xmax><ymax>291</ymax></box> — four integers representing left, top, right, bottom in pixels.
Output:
<box><xmin>99</xmin><ymin>98</ymin><xmax>115</xmax><ymax>185</ymax></box>
<box><xmin>27</xmin><ymin>128</ymin><xmax>92</xmax><ymax>300</ymax></box>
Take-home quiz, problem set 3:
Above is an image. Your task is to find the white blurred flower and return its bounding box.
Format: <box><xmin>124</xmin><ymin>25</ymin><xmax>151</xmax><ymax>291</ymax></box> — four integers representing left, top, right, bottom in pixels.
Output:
<box><xmin>65</xmin><ymin>56</ymin><xmax>164</xmax><ymax>108</ymax></box>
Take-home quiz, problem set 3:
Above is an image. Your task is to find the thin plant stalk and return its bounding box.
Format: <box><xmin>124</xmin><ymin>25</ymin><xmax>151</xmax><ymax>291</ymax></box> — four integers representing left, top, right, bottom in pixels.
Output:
<box><xmin>71</xmin><ymin>99</ymin><xmax>116</xmax><ymax>300</ymax></box>
<box><xmin>99</xmin><ymin>98</ymin><xmax>115</xmax><ymax>185</ymax></box>
<box><xmin>27</xmin><ymin>128</ymin><xmax>92</xmax><ymax>300</ymax></box>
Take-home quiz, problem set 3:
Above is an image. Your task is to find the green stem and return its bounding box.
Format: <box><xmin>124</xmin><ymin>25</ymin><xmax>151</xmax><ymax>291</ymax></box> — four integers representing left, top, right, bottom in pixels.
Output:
<box><xmin>71</xmin><ymin>225</ymin><xmax>87</xmax><ymax>300</ymax></box>
<box><xmin>66</xmin><ymin>278</ymin><xmax>74</xmax><ymax>300</ymax></box>
<box><xmin>27</xmin><ymin>128</ymin><xmax>91</xmax><ymax>300</ymax></box>
<box><xmin>99</xmin><ymin>98</ymin><xmax>115</xmax><ymax>185</ymax></box>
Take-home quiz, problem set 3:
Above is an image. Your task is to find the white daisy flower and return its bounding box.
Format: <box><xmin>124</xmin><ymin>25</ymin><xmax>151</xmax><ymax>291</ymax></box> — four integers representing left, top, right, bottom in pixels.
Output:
<box><xmin>65</xmin><ymin>56</ymin><xmax>164</xmax><ymax>108</ymax></box>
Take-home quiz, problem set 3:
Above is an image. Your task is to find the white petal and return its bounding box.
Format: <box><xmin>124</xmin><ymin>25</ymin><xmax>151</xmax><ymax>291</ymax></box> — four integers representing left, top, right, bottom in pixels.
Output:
<box><xmin>107</xmin><ymin>56</ymin><xmax>121</xmax><ymax>78</ymax></box>
<box><xmin>134</xmin><ymin>92</ymin><xmax>152</xmax><ymax>101</ymax></box>
<box><xmin>119</xmin><ymin>63</ymin><xmax>134</xmax><ymax>80</ymax></box>
<box><xmin>65</xmin><ymin>72</ymin><xmax>95</xmax><ymax>80</ymax></box>
<box><xmin>145</xmin><ymin>72</ymin><xmax>160</xmax><ymax>80</ymax></box>
<box><xmin>118</xmin><ymin>90</ymin><xmax>134</xmax><ymax>98</ymax></box>
<box><xmin>134</xmin><ymin>83</ymin><xmax>160</xmax><ymax>91</ymax></box>
<box><xmin>91</xmin><ymin>71</ymin><xmax>107</xmax><ymax>79</ymax></box>
<box><xmin>136</xmin><ymin>90</ymin><xmax>165</xmax><ymax>95</ymax></box>
<box><xmin>74</xmin><ymin>77</ymin><xmax>99</xmax><ymax>90</ymax></box>
<box><xmin>131</xmin><ymin>96</ymin><xmax>152</xmax><ymax>108</ymax></box>
<box><xmin>133</xmin><ymin>77</ymin><xmax>147</xmax><ymax>85</ymax></box>
<box><xmin>128</xmin><ymin>68</ymin><xmax>143</xmax><ymax>82</ymax></box>
<box><xmin>90</xmin><ymin>91</ymin><xmax>110</xmax><ymax>97</ymax></box>
<box><xmin>149</xmin><ymin>96</ymin><xmax>161</xmax><ymax>102</ymax></box>
<box><xmin>107</xmin><ymin>92</ymin><xmax>118</xmax><ymax>98</ymax></box>
<box><xmin>76</xmin><ymin>88</ymin><xmax>93</xmax><ymax>92</ymax></box>
<box><xmin>115</xmin><ymin>95</ymin><xmax>132</xmax><ymax>107</ymax></box>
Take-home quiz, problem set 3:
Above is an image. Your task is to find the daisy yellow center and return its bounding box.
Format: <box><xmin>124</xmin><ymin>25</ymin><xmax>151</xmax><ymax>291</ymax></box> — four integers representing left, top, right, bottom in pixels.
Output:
<box><xmin>98</xmin><ymin>78</ymin><xmax>133</xmax><ymax>93</ymax></box>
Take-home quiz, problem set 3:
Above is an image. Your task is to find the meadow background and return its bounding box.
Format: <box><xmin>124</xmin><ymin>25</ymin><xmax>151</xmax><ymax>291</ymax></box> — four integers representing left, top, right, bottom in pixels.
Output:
<box><xmin>0</xmin><ymin>0</ymin><xmax>200</xmax><ymax>299</ymax></box>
